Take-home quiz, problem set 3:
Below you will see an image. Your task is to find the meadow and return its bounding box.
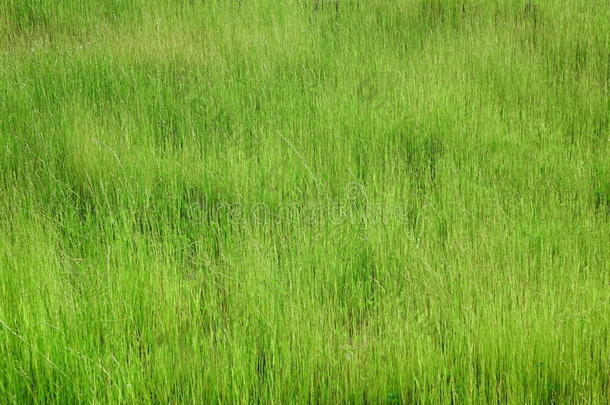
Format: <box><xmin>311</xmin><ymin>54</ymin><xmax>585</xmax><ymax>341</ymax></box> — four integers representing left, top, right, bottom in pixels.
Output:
<box><xmin>0</xmin><ymin>0</ymin><xmax>609</xmax><ymax>403</ymax></box>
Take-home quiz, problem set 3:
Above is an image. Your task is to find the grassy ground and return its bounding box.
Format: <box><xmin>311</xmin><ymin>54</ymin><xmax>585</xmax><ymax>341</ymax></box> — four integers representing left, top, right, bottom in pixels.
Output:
<box><xmin>0</xmin><ymin>0</ymin><xmax>609</xmax><ymax>403</ymax></box>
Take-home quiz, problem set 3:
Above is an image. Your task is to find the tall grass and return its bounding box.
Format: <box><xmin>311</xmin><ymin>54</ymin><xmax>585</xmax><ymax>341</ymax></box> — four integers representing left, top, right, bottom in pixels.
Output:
<box><xmin>1</xmin><ymin>0</ymin><xmax>609</xmax><ymax>403</ymax></box>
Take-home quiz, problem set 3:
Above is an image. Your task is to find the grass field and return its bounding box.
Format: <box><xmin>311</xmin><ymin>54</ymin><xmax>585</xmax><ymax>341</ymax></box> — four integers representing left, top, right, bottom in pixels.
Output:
<box><xmin>1</xmin><ymin>0</ymin><xmax>609</xmax><ymax>403</ymax></box>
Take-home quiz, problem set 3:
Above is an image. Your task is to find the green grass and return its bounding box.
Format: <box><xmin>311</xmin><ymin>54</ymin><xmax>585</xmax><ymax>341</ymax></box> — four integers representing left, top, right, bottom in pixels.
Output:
<box><xmin>0</xmin><ymin>0</ymin><xmax>609</xmax><ymax>403</ymax></box>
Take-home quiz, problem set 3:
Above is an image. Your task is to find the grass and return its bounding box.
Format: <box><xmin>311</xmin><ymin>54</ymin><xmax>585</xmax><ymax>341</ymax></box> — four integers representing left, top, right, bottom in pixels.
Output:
<box><xmin>0</xmin><ymin>0</ymin><xmax>609</xmax><ymax>403</ymax></box>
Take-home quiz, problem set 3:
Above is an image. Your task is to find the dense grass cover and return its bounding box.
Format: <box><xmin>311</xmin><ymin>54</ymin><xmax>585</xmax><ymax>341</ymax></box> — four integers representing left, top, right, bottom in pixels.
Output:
<box><xmin>0</xmin><ymin>0</ymin><xmax>609</xmax><ymax>403</ymax></box>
